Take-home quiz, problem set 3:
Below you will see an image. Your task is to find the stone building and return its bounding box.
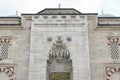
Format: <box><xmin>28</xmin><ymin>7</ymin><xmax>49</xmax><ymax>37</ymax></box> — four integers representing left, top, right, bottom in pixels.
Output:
<box><xmin>0</xmin><ymin>8</ymin><xmax>120</xmax><ymax>80</ymax></box>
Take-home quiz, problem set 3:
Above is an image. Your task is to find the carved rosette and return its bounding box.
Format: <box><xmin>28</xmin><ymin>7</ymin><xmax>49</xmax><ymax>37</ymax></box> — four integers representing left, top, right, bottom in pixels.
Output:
<box><xmin>47</xmin><ymin>37</ymin><xmax>72</xmax><ymax>80</ymax></box>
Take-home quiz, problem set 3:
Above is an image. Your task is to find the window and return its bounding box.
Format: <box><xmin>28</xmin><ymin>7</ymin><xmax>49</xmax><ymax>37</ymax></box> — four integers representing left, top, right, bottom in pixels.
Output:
<box><xmin>0</xmin><ymin>38</ymin><xmax>11</xmax><ymax>60</ymax></box>
<box><xmin>108</xmin><ymin>37</ymin><xmax>120</xmax><ymax>59</ymax></box>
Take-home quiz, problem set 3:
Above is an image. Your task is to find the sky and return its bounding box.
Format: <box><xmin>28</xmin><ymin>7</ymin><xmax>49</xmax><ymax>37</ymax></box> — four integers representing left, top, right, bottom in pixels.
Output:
<box><xmin>0</xmin><ymin>0</ymin><xmax>120</xmax><ymax>16</ymax></box>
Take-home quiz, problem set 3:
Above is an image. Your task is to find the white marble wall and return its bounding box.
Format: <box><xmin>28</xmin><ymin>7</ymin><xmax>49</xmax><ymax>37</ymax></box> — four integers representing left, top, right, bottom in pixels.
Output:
<box><xmin>28</xmin><ymin>15</ymin><xmax>90</xmax><ymax>80</ymax></box>
<box><xmin>0</xmin><ymin>28</ymin><xmax>30</xmax><ymax>80</ymax></box>
<box><xmin>89</xmin><ymin>16</ymin><xmax>120</xmax><ymax>80</ymax></box>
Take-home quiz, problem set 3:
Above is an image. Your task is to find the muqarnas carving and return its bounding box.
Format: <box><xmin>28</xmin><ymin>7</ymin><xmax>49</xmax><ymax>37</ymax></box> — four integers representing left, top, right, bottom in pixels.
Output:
<box><xmin>48</xmin><ymin>36</ymin><xmax>71</xmax><ymax>61</ymax></box>
<box><xmin>47</xmin><ymin>36</ymin><xmax>72</xmax><ymax>80</ymax></box>
<box><xmin>0</xmin><ymin>37</ymin><xmax>11</xmax><ymax>60</ymax></box>
<box><xmin>0</xmin><ymin>66</ymin><xmax>14</xmax><ymax>80</ymax></box>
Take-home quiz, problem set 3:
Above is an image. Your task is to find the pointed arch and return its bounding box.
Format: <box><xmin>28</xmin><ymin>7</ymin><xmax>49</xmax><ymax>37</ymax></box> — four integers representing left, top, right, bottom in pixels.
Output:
<box><xmin>0</xmin><ymin>67</ymin><xmax>14</xmax><ymax>80</ymax></box>
<box><xmin>106</xmin><ymin>67</ymin><xmax>120</xmax><ymax>80</ymax></box>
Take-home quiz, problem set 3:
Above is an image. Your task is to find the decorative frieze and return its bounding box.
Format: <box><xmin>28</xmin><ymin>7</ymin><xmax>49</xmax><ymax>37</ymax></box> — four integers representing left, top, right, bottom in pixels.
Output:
<box><xmin>33</xmin><ymin>15</ymin><xmax>85</xmax><ymax>20</ymax></box>
<box><xmin>33</xmin><ymin>15</ymin><xmax>86</xmax><ymax>25</ymax></box>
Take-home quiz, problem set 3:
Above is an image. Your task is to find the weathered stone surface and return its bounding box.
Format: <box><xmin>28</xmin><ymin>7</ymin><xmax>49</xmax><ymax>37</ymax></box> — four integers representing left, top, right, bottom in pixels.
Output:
<box><xmin>0</xmin><ymin>8</ymin><xmax>120</xmax><ymax>80</ymax></box>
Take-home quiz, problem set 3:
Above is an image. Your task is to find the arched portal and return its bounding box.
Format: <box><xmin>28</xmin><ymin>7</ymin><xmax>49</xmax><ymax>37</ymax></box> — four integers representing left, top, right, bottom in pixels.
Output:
<box><xmin>47</xmin><ymin>37</ymin><xmax>72</xmax><ymax>80</ymax></box>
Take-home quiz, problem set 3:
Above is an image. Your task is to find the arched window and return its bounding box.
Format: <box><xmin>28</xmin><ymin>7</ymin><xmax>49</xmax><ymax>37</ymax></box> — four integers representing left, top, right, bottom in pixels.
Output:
<box><xmin>0</xmin><ymin>37</ymin><xmax>11</xmax><ymax>60</ymax></box>
<box><xmin>108</xmin><ymin>37</ymin><xmax>120</xmax><ymax>59</ymax></box>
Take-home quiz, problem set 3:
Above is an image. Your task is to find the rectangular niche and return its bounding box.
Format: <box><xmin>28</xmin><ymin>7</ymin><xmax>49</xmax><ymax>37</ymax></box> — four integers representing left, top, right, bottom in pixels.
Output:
<box><xmin>50</xmin><ymin>72</ymin><xmax>70</xmax><ymax>80</ymax></box>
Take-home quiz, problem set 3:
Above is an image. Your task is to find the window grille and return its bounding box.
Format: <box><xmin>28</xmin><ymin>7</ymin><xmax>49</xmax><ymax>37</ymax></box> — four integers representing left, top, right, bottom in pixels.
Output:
<box><xmin>0</xmin><ymin>38</ymin><xmax>11</xmax><ymax>60</ymax></box>
<box><xmin>108</xmin><ymin>37</ymin><xmax>120</xmax><ymax>59</ymax></box>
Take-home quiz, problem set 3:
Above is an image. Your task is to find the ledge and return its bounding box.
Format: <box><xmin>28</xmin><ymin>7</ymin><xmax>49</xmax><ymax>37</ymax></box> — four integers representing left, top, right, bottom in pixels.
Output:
<box><xmin>98</xmin><ymin>23</ymin><xmax>120</xmax><ymax>26</ymax></box>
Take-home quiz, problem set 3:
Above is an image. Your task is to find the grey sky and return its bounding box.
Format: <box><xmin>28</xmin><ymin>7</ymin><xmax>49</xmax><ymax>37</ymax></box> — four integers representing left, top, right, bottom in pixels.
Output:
<box><xmin>0</xmin><ymin>0</ymin><xmax>120</xmax><ymax>16</ymax></box>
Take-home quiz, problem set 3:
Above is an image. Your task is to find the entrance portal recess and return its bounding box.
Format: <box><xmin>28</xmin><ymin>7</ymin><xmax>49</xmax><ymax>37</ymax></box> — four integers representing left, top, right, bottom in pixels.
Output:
<box><xmin>47</xmin><ymin>36</ymin><xmax>72</xmax><ymax>80</ymax></box>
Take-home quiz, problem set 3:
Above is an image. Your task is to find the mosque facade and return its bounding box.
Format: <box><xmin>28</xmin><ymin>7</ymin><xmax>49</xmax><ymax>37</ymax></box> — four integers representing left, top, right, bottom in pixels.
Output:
<box><xmin>0</xmin><ymin>8</ymin><xmax>120</xmax><ymax>80</ymax></box>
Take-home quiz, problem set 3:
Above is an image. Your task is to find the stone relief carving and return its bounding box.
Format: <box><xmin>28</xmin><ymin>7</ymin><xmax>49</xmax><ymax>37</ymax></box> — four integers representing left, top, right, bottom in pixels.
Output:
<box><xmin>0</xmin><ymin>37</ymin><xmax>11</xmax><ymax>46</ymax></box>
<box><xmin>48</xmin><ymin>36</ymin><xmax>71</xmax><ymax>61</ymax></box>
<box><xmin>108</xmin><ymin>37</ymin><xmax>120</xmax><ymax>46</ymax></box>
<box><xmin>66</xmin><ymin>37</ymin><xmax>72</xmax><ymax>42</ymax></box>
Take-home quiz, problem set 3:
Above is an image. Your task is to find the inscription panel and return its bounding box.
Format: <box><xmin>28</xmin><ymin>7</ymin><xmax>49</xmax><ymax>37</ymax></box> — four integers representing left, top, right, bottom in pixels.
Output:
<box><xmin>50</xmin><ymin>72</ymin><xmax>70</xmax><ymax>80</ymax></box>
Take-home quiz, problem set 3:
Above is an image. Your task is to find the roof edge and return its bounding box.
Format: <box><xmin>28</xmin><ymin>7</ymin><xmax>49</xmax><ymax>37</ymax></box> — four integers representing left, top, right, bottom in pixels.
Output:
<box><xmin>0</xmin><ymin>17</ymin><xmax>21</xmax><ymax>19</ymax></box>
<box><xmin>21</xmin><ymin>13</ymin><xmax>98</xmax><ymax>15</ymax></box>
<box><xmin>37</xmin><ymin>8</ymin><xmax>82</xmax><ymax>14</ymax></box>
<box><xmin>21</xmin><ymin>8</ymin><xmax>98</xmax><ymax>15</ymax></box>
<box><xmin>98</xmin><ymin>17</ymin><xmax>120</xmax><ymax>19</ymax></box>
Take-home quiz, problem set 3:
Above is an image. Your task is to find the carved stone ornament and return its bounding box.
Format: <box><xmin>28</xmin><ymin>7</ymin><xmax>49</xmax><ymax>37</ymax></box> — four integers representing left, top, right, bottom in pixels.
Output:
<box><xmin>106</xmin><ymin>67</ymin><xmax>120</xmax><ymax>80</ymax></box>
<box><xmin>48</xmin><ymin>36</ymin><xmax>70</xmax><ymax>61</ymax></box>
<box><xmin>47</xmin><ymin>37</ymin><xmax>72</xmax><ymax>80</ymax></box>
<box><xmin>108</xmin><ymin>37</ymin><xmax>120</xmax><ymax>46</ymax></box>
